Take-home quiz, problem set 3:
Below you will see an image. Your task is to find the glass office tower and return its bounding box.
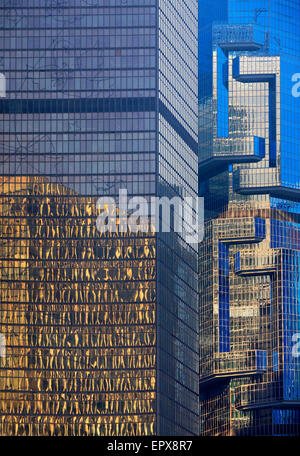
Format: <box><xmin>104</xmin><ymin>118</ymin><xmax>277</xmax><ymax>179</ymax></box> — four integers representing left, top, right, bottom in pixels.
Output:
<box><xmin>199</xmin><ymin>0</ymin><xmax>300</xmax><ymax>435</ymax></box>
<box><xmin>0</xmin><ymin>1</ymin><xmax>199</xmax><ymax>436</ymax></box>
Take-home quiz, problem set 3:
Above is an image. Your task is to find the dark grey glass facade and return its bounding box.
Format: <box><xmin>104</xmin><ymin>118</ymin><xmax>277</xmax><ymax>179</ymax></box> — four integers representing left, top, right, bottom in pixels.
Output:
<box><xmin>0</xmin><ymin>1</ymin><xmax>198</xmax><ymax>436</ymax></box>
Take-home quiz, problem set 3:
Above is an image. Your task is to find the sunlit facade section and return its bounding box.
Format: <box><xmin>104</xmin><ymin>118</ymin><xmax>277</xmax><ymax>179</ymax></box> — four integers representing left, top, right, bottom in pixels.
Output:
<box><xmin>0</xmin><ymin>176</ymin><xmax>156</xmax><ymax>435</ymax></box>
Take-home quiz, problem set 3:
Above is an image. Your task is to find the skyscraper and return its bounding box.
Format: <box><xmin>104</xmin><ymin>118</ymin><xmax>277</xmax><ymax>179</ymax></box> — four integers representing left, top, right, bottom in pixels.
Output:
<box><xmin>0</xmin><ymin>1</ymin><xmax>199</xmax><ymax>436</ymax></box>
<box><xmin>199</xmin><ymin>0</ymin><xmax>300</xmax><ymax>435</ymax></box>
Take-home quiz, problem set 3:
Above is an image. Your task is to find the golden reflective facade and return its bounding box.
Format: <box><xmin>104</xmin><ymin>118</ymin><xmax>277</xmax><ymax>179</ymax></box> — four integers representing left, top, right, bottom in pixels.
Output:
<box><xmin>0</xmin><ymin>177</ymin><xmax>156</xmax><ymax>436</ymax></box>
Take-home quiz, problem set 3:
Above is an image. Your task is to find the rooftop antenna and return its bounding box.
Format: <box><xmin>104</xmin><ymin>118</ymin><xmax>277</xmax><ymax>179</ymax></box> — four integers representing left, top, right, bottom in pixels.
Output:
<box><xmin>254</xmin><ymin>8</ymin><xmax>268</xmax><ymax>23</ymax></box>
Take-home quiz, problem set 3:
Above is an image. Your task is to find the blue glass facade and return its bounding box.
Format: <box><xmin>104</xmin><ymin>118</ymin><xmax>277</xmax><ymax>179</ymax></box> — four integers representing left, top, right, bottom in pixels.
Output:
<box><xmin>199</xmin><ymin>0</ymin><xmax>300</xmax><ymax>435</ymax></box>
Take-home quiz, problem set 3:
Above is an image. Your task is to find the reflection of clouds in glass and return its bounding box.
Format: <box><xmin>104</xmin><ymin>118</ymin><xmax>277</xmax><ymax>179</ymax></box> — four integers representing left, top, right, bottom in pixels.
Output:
<box><xmin>1</xmin><ymin>3</ymin><xmax>24</xmax><ymax>27</ymax></box>
<box><xmin>0</xmin><ymin>129</ymin><xmax>65</xmax><ymax>185</ymax></box>
<box><xmin>46</xmin><ymin>0</ymin><xmax>70</xmax><ymax>7</ymax></box>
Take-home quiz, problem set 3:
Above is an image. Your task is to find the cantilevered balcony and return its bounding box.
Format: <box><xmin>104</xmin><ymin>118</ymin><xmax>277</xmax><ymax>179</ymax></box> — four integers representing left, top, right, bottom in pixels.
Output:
<box><xmin>199</xmin><ymin>350</ymin><xmax>267</xmax><ymax>386</ymax></box>
<box><xmin>233</xmin><ymin>167</ymin><xmax>300</xmax><ymax>201</ymax></box>
<box><xmin>199</xmin><ymin>136</ymin><xmax>265</xmax><ymax>179</ymax></box>
<box><xmin>234</xmin><ymin>382</ymin><xmax>300</xmax><ymax>411</ymax></box>
<box><xmin>217</xmin><ymin>217</ymin><xmax>266</xmax><ymax>244</ymax></box>
<box><xmin>213</xmin><ymin>23</ymin><xmax>265</xmax><ymax>51</ymax></box>
<box><xmin>233</xmin><ymin>55</ymin><xmax>280</xmax><ymax>82</ymax></box>
<box><xmin>234</xmin><ymin>249</ymin><xmax>279</xmax><ymax>276</ymax></box>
